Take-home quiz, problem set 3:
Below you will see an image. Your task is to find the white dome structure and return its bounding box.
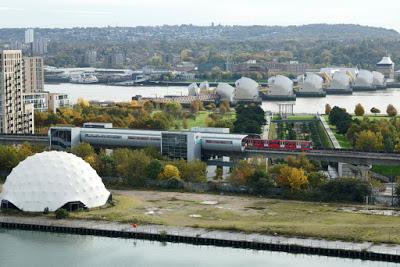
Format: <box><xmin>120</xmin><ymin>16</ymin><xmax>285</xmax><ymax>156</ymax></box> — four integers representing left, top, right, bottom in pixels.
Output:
<box><xmin>188</xmin><ymin>83</ymin><xmax>200</xmax><ymax>96</ymax></box>
<box><xmin>354</xmin><ymin>70</ymin><xmax>373</xmax><ymax>87</ymax></box>
<box><xmin>267</xmin><ymin>75</ymin><xmax>293</xmax><ymax>96</ymax></box>
<box><xmin>372</xmin><ymin>71</ymin><xmax>385</xmax><ymax>87</ymax></box>
<box><xmin>329</xmin><ymin>71</ymin><xmax>351</xmax><ymax>90</ymax></box>
<box><xmin>199</xmin><ymin>81</ymin><xmax>210</xmax><ymax>93</ymax></box>
<box><xmin>235</xmin><ymin>77</ymin><xmax>259</xmax><ymax>100</ymax></box>
<box><xmin>216</xmin><ymin>83</ymin><xmax>235</xmax><ymax>102</ymax></box>
<box><xmin>299</xmin><ymin>73</ymin><xmax>323</xmax><ymax>92</ymax></box>
<box><xmin>0</xmin><ymin>151</ymin><xmax>111</xmax><ymax>212</ymax></box>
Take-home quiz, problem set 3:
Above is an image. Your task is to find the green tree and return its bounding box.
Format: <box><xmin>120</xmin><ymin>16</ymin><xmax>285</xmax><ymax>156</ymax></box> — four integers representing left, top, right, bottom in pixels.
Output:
<box><xmin>355</xmin><ymin>130</ymin><xmax>384</xmax><ymax>152</ymax></box>
<box><xmin>173</xmin><ymin>159</ymin><xmax>207</xmax><ymax>183</ymax></box>
<box><xmin>112</xmin><ymin>149</ymin><xmax>151</xmax><ymax>186</ymax></box>
<box><xmin>370</xmin><ymin>107</ymin><xmax>381</xmax><ymax>115</ymax></box>
<box><xmin>146</xmin><ymin>159</ymin><xmax>164</xmax><ymax>180</ymax></box>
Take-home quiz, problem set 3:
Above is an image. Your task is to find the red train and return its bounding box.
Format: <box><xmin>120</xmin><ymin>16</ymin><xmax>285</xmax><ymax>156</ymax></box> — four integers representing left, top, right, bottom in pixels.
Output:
<box><xmin>244</xmin><ymin>138</ymin><xmax>313</xmax><ymax>151</ymax></box>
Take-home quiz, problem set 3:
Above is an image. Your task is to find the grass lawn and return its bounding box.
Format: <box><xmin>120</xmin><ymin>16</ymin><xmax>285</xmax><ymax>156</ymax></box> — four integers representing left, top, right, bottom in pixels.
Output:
<box><xmin>286</xmin><ymin>115</ymin><xmax>316</xmax><ymax>121</ymax></box>
<box><xmin>184</xmin><ymin>111</ymin><xmax>236</xmax><ymax>129</ymax></box>
<box><xmin>186</xmin><ymin>111</ymin><xmax>209</xmax><ymax>128</ymax></box>
<box><xmin>352</xmin><ymin>115</ymin><xmax>398</xmax><ymax>121</ymax></box>
<box><xmin>371</xmin><ymin>165</ymin><xmax>400</xmax><ymax>178</ymax></box>
<box><xmin>322</xmin><ymin>115</ymin><xmax>352</xmax><ymax>148</ymax></box>
<box><xmin>67</xmin><ymin>190</ymin><xmax>400</xmax><ymax>244</ymax></box>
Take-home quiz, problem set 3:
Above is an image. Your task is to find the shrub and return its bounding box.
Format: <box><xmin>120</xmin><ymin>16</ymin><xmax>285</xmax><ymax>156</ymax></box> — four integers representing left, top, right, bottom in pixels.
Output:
<box><xmin>354</xmin><ymin>103</ymin><xmax>365</xmax><ymax>116</ymax></box>
<box><xmin>387</xmin><ymin>104</ymin><xmax>397</xmax><ymax>117</ymax></box>
<box><xmin>318</xmin><ymin>178</ymin><xmax>371</xmax><ymax>203</ymax></box>
<box><xmin>55</xmin><ymin>209</ymin><xmax>69</xmax><ymax>219</ymax></box>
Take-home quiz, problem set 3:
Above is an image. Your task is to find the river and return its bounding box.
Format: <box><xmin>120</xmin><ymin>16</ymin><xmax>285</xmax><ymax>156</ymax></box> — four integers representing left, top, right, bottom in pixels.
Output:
<box><xmin>0</xmin><ymin>229</ymin><xmax>396</xmax><ymax>267</ymax></box>
<box><xmin>45</xmin><ymin>83</ymin><xmax>400</xmax><ymax>114</ymax></box>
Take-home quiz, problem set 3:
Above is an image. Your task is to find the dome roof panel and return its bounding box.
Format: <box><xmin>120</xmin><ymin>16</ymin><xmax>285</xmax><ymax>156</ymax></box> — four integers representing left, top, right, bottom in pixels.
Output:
<box><xmin>0</xmin><ymin>151</ymin><xmax>110</xmax><ymax>212</ymax></box>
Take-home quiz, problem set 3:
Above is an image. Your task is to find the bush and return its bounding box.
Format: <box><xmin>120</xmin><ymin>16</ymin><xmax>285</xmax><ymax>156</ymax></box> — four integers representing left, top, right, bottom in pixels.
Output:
<box><xmin>318</xmin><ymin>178</ymin><xmax>371</xmax><ymax>203</ymax></box>
<box><xmin>55</xmin><ymin>209</ymin><xmax>69</xmax><ymax>219</ymax></box>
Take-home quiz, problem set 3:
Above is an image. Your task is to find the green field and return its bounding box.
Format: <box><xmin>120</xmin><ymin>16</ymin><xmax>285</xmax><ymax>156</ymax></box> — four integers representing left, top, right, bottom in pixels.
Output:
<box><xmin>184</xmin><ymin>111</ymin><xmax>236</xmax><ymax>129</ymax></box>
<box><xmin>322</xmin><ymin>115</ymin><xmax>352</xmax><ymax>148</ymax></box>
<box><xmin>371</xmin><ymin>165</ymin><xmax>400</xmax><ymax>178</ymax></box>
<box><xmin>186</xmin><ymin>111</ymin><xmax>209</xmax><ymax>128</ymax></box>
<box><xmin>65</xmin><ymin>190</ymin><xmax>400</xmax><ymax>244</ymax></box>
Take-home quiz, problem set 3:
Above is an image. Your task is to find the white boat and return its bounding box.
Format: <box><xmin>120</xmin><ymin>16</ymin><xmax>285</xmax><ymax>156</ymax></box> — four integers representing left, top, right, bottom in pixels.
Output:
<box><xmin>70</xmin><ymin>73</ymin><xmax>99</xmax><ymax>84</ymax></box>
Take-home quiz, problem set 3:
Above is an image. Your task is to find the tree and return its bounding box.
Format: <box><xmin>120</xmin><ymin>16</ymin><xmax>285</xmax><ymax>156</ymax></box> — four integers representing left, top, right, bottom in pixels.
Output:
<box><xmin>173</xmin><ymin>160</ymin><xmax>207</xmax><ymax>183</ymax></box>
<box><xmin>325</xmin><ymin>104</ymin><xmax>332</xmax><ymax>115</ymax></box>
<box><xmin>76</xmin><ymin>98</ymin><xmax>90</xmax><ymax>108</ymax></box>
<box><xmin>248</xmin><ymin>169</ymin><xmax>274</xmax><ymax>194</ymax></box>
<box><xmin>387</xmin><ymin>104</ymin><xmax>397</xmax><ymax>117</ymax></box>
<box><xmin>146</xmin><ymin>159</ymin><xmax>164</xmax><ymax>180</ymax></box>
<box><xmin>307</xmin><ymin>172</ymin><xmax>327</xmax><ymax>189</ymax></box>
<box><xmin>159</xmin><ymin>164</ymin><xmax>180</xmax><ymax>180</ymax></box>
<box><xmin>112</xmin><ymin>149</ymin><xmax>151</xmax><ymax>186</ymax></box>
<box><xmin>354</xmin><ymin>103</ymin><xmax>365</xmax><ymax>116</ymax></box>
<box><xmin>214</xmin><ymin>167</ymin><xmax>223</xmax><ymax>181</ymax></box>
<box><xmin>276</xmin><ymin>166</ymin><xmax>308</xmax><ymax>191</ymax></box>
<box><xmin>370</xmin><ymin>107</ymin><xmax>381</xmax><ymax>115</ymax></box>
<box><xmin>229</xmin><ymin>160</ymin><xmax>254</xmax><ymax>186</ymax></box>
<box><xmin>319</xmin><ymin>178</ymin><xmax>371</xmax><ymax>203</ymax></box>
<box><xmin>355</xmin><ymin>130</ymin><xmax>384</xmax><ymax>152</ymax></box>
<box><xmin>190</xmin><ymin>100</ymin><xmax>201</xmax><ymax>113</ymax></box>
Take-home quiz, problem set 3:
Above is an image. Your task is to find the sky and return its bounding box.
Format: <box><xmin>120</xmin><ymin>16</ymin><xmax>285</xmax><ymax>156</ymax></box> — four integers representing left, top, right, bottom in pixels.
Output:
<box><xmin>1</xmin><ymin>0</ymin><xmax>399</xmax><ymax>31</ymax></box>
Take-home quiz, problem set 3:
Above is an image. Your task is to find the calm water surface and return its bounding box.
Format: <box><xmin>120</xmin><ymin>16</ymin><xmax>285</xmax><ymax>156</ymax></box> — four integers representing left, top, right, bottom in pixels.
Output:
<box><xmin>45</xmin><ymin>83</ymin><xmax>400</xmax><ymax>114</ymax></box>
<box><xmin>0</xmin><ymin>229</ymin><xmax>397</xmax><ymax>267</ymax></box>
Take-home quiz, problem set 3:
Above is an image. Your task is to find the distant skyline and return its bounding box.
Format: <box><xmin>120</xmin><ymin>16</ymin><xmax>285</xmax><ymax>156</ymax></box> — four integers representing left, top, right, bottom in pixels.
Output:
<box><xmin>1</xmin><ymin>0</ymin><xmax>399</xmax><ymax>32</ymax></box>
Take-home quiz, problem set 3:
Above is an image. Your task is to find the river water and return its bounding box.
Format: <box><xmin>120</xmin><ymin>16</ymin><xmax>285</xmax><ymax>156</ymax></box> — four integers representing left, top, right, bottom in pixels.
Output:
<box><xmin>0</xmin><ymin>229</ymin><xmax>396</xmax><ymax>267</ymax></box>
<box><xmin>45</xmin><ymin>83</ymin><xmax>400</xmax><ymax>114</ymax></box>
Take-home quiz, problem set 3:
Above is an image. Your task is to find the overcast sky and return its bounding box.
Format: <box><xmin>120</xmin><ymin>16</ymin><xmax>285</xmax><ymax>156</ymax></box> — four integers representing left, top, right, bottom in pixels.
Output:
<box><xmin>1</xmin><ymin>0</ymin><xmax>399</xmax><ymax>31</ymax></box>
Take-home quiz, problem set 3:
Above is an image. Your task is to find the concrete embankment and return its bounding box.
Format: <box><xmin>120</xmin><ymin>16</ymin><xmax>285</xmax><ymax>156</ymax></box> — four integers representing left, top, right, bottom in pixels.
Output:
<box><xmin>1</xmin><ymin>215</ymin><xmax>400</xmax><ymax>263</ymax></box>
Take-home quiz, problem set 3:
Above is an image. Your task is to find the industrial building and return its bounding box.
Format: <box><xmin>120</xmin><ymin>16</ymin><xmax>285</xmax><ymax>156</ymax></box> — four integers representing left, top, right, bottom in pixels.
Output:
<box><xmin>297</xmin><ymin>73</ymin><xmax>325</xmax><ymax>97</ymax></box>
<box><xmin>216</xmin><ymin>83</ymin><xmax>235</xmax><ymax>102</ymax></box>
<box><xmin>49</xmin><ymin>125</ymin><xmax>248</xmax><ymax>161</ymax></box>
<box><xmin>376</xmin><ymin>56</ymin><xmax>395</xmax><ymax>80</ymax></box>
<box><xmin>234</xmin><ymin>77</ymin><xmax>260</xmax><ymax>101</ymax></box>
<box><xmin>0</xmin><ymin>151</ymin><xmax>111</xmax><ymax>212</ymax></box>
<box><xmin>353</xmin><ymin>69</ymin><xmax>374</xmax><ymax>90</ymax></box>
<box><xmin>264</xmin><ymin>75</ymin><xmax>296</xmax><ymax>100</ymax></box>
<box><xmin>326</xmin><ymin>71</ymin><xmax>353</xmax><ymax>94</ymax></box>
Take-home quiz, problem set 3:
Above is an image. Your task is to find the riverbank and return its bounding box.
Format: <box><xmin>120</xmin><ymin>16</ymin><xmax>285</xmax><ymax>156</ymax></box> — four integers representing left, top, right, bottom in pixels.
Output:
<box><xmin>1</xmin><ymin>214</ymin><xmax>400</xmax><ymax>263</ymax></box>
<box><xmin>3</xmin><ymin>189</ymin><xmax>400</xmax><ymax>244</ymax></box>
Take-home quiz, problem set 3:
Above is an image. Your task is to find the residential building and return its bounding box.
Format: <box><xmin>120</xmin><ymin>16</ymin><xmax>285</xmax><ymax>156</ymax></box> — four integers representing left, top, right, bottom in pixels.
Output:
<box><xmin>23</xmin><ymin>92</ymin><xmax>48</xmax><ymax>112</ymax></box>
<box><xmin>48</xmin><ymin>92</ymin><xmax>70</xmax><ymax>113</ymax></box>
<box><xmin>111</xmin><ymin>53</ymin><xmax>124</xmax><ymax>67</ymax></box>
<box><xmin>84</xmin><ymin>50</ymin><xmax>97</xmax><ymax>66</ymax></box>
<box><xmin>176</xmin><ymin>61</ymin><xmax>196</xmax><ymax>72</ymax></box>
<box><xmin>32</xmin><ymin>38</ymin><xmax>48</xmax><ymax>55</ymax></box>
<box><xmin>24</xmin><ymin>29</ymin><xmax>34</xmax><ymax>44</ymax></box>
<box><xmin>23</xmin><ymin>57</ymin><xmax>44</xmax><ymax>93</ymax></box>
<box><xmin>0</xmin><ymin>50</ymin><xmax>34</xmax><ymax>134</ymax></box>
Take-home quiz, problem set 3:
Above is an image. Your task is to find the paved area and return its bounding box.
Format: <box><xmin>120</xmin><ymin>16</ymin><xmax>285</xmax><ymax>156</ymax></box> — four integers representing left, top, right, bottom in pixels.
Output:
<box><xmin>1</xmin><ymin>215</ymin><xmax>400</xmax><ymax>256</ymax></box>
<box><xmin>262</xmin><ymin>112</ymin><xmax>272</xmax><ymax>139</ymax></box>
<box><xmin>319</xmin><ymin>115</ymin><xmax>341</xmax><ymax>149</ymax></box>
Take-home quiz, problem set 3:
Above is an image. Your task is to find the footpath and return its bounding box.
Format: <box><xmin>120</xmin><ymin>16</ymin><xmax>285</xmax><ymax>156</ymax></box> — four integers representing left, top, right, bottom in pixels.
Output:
<box><xmin>319</xmin><ymin>115</ymin><xmax>341</xmax><ymax>149</ymax></box>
